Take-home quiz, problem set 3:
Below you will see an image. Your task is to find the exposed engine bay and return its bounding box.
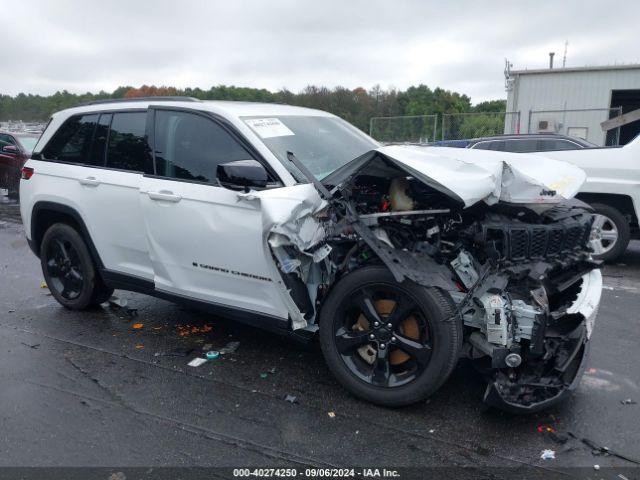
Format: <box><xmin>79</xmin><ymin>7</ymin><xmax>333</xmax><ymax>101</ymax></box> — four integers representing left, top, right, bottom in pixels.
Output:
<box><xmin>252</xmin><ymin>146</ymin><xmax>602</xmax><ymax>413</ymax></box>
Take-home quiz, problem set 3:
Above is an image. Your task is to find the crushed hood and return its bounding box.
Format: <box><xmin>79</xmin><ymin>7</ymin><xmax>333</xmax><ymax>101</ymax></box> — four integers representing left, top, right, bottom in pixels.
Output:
<box><xmin>323</xmin><ymin>145</ymin><xmax>587</xmax><ymax>207</ymax></box>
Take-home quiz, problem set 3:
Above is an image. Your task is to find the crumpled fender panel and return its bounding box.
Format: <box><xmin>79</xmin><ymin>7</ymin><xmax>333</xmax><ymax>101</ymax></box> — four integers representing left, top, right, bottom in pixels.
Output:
<box><xmin>239</xmin><ymin>183</ymin><xmax>327</xmax><ymax>251</ymax></box>
<box><xmin>237</xmin><ymin>183</ymin><xmax>328</xmax><ymax>329</ymax></box>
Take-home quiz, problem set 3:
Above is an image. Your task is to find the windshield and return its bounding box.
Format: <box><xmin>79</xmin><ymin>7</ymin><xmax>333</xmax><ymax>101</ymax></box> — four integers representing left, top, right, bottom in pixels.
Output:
<box><xmin>15</xmin><ymin>136</ymin><xmax>39</xmax><ymax>154</ymax></box>
<box><xmin>242</xmin><ymin>115</ymin><xmax>378</xmax><ymax>179</ymax></box>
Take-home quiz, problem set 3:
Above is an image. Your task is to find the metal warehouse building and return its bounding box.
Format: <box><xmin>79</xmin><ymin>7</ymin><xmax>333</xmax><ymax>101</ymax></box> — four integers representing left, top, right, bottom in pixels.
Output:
<box><xmin>505</xmin><ymin>64</ymin><xmax>640</xmax><ymax>145</ymax></box>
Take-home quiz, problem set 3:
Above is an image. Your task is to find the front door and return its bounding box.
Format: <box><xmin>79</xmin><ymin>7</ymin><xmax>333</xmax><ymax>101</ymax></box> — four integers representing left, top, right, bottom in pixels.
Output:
<box><xmin>140</xmin><ymin>108</ymin><xmax>288</xmax><ymax>318</ymax></box>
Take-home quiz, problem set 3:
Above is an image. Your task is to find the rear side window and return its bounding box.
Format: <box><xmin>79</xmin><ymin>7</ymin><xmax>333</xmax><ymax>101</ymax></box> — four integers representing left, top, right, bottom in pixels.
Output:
<box><xmin>42</xmin><ymin>114</ymin><xmax>98</xmax><ymax>163</ymax></box>
<box><xmin>153</xmin><ymin>110</ymin><xmax>253</xmax><ymax>183</ymax></box>
<box><xmin>105</xmin><ymin>112</ymin><xmax>150</xmax><ymax>172</ymax></box>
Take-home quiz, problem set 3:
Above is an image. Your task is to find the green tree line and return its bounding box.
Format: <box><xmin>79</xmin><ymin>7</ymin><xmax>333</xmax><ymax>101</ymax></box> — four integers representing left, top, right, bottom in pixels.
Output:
<box><xmin>0</xmin><ymin>84</ymin><xmax>506</xmax><ymax>139</ymax></box>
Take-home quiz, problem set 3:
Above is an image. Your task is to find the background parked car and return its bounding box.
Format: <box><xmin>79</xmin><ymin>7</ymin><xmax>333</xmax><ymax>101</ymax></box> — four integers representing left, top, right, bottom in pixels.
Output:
<box><xmin>541</xmin><ymin>134</ymin><xmax>640</xmax><ymax>262</ymax></box>
<box><xmin>431</xmin><ymin>133</ymin><xmax>595</xmax><ymax>152</ymax></box>
<box><xmin>0</xmin><ymin>131</ymin><xmax>40</xmax><ymax>197</ymax></box>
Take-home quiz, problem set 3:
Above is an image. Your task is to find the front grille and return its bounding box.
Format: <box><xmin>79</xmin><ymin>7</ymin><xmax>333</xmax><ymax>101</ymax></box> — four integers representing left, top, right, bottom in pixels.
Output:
<box><xmin>509</xmin><ymin>228</ymin><xmax>529</xmax><ymax>260</ymax></box>
<box><xmin>529</xmin><ymin>227</ymin><xmax>548</xmax><ymax>258</ymax></box>
<box><xmin>482</xmin><ymin>215</ymin><xmax>593</xmax><ymax>262</ymax></box>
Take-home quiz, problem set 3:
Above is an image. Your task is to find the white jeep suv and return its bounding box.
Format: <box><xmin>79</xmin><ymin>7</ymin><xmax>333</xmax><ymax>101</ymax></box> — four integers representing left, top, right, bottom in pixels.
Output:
<box><xmin>20</xmin><ymin>98</ymin><xmax>602</xmax><ymax>413</ymax></box>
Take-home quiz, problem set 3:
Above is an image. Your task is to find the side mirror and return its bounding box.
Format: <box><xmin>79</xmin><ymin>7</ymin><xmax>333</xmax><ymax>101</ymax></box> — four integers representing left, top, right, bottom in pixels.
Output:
<box><xmin>2</xmin><ymin>145</ymin><xmax>19</xmax><ymax>155</ymax></box>
<box><xmin>217</xmin><ymin>160</ymin><xmax>268</xmax><ymax>191</ymax></box>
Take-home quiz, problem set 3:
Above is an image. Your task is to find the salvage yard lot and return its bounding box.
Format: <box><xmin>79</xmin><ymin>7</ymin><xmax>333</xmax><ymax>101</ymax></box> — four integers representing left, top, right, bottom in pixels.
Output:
<box><xmin>1</xmin><ymin>205</ymin><xmax>639</xmax><ymax>477</ymax></box>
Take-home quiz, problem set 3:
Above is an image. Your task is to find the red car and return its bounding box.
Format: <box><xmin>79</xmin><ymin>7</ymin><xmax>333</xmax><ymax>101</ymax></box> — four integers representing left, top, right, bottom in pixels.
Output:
<box><xmin>0</xmin><ymin>131</ymin><xmax>40</xmax><ymax>197</ymax></box>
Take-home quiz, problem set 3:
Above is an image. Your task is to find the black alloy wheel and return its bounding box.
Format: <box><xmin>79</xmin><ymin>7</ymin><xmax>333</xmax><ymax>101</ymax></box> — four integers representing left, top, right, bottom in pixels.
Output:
<box><xmin>333</xmin><ymin>285</ymin><xmax>433</xmax><ymax>388</ymax></box>
<box><xmin>40</xmin><ymin>223</ymin><xmax>113</xmax><ymax>310</ymax></box>
<box><xmin>319</xmin><ymin>265</ymin><xmax>462</xmax><ymax>407</ymax></box>
<box><xmin>45</xmin><ymin>237</ymin><xmax>84</xmax><ymax>300</ymax></box>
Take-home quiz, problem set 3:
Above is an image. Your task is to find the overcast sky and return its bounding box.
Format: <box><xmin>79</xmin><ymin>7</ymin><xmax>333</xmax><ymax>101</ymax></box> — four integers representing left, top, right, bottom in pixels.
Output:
<box><xmin>2</xmin><ymin>0</ymin><xmax>639</xmax><ymax>103</ymax></box>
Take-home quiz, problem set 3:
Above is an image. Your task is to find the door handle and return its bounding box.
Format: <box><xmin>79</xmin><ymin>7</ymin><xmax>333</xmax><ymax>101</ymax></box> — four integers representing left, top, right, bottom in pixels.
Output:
<box><xmin>147</xmin><ymin>190</ymin><xmax>182</xmax><ymax>203</ymax></box>
<box><xmin>79</xmin><ymin>176</ymin><xmax>100</xmax><ymax>187</ymax></box>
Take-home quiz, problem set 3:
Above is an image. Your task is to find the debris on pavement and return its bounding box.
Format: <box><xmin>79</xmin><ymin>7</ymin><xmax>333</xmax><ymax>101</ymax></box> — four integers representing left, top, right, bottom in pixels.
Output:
<box><xmin>537</xmin><ymin>425</ymin><xmax>555</xmax><ymax>433</ymax></box>
<box><xmin>328</xmin><ymin>411</ymin><xmax>336</xmax><ymax>418</ymax></box>
<box><xmin>537</xmin><ymin>425</ymin><xmax>569</xmax><ymax>444</ymax></box>
<box><xmin>176</xmin><ymin>324</ymin><xmax>213</xmax><ymax>337</ymax></box>
<box><xmin>108</xmin><ymin>296</ymin><xmax>128</xmax><ymax>308</ymax></box>
<box><xmin>259</xmin><ymin>367</ymin><xmax>277</xmax><ymax>379</ymax></box>
<box><xmin>106</xmin><ymin>296</ymin><xmax>138</xmax><ymax>317</ymax></box>
<box><xmin>154</xmin><ymin>348</ymin><xmax>194</xmax><ymax>358</ymax></box>
<box><xmin>205</xmin><ymin>350</ymin><xmax>220</xmax><ymax>360</ymax></box>
<box><xmin>593</xmin><ymin>465</ymin><xmax>600</xmax><ymax>470</ymax></box>
<box><xmin>540</xmin><ymin>449</ymin><xmax>556</xmax><ymax>460</ymax></box>
<box><xmin>621</xmin><ymin>398</ymin><xmax>637</xmax><ymax>405</ymax></box>
<box><xmin>188</xmin><ymin>357</ymin><xmax>208</xmax><ymax>367</ymax></box>
<box><xmin>202</xmin><ymin>343</ymin><xmax>213</xmax><ymax>351</ymax></box>
<box><xmin>132</xmin><ymin>323</ymin><xmax>144</xmax><ymax>329</ymax></box>
<box><xmin>428</xmin><ymin>429</ymin><xmax>435</xmax><ymax>434</ymax></box>
<box><xmin>40</xmin><ymin>281</ymin><xmax>47</xmax><ymax>289</ymax></box>
<box><xmin>219</xmin><ymin>341</ymin><xmax>240</xmax><ymax>355</ymax></box>
<box><xmin>580</xmin><ymin>437</ymin><xmax>640</xmax><ymax>465</ymax></box>
<box><xmin>20</xmin><ymin>342</ymin><xmax>40</xmax><ymax>349</ymax></box>
<box><xmin>283</xmin><ymin>394</ymin><xmax>298</xmax><ymax>404</ymax></box>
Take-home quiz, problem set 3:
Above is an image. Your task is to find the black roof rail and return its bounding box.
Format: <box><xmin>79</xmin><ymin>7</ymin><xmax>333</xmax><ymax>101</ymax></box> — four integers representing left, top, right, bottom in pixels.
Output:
<box><xmin>77</xmin><ymin>96</ymin><xmax>201</xmax><ymax>107</ymax></box>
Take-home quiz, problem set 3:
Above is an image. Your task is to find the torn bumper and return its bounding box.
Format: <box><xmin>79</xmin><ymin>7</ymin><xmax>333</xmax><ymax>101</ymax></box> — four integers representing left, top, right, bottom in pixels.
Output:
<box><xmin>566</xmin><ymin>268</ymin><xmax>602</xmax><ymax>340</ymax></box>
<box><xmin>483</xmin><ymin>269</ymin><xmax>602</xmax><ymax>414</ymax></box>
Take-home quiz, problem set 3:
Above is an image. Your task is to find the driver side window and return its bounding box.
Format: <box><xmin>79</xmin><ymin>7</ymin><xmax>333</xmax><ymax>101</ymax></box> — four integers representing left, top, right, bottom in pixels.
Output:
<box><xmin>153</xmin><ymin>110</ymin><xmax>253</xmax><ymax>184</ymax></box>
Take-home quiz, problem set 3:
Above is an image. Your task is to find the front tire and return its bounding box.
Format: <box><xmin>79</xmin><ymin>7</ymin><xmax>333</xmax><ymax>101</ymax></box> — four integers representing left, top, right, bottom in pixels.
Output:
<box><xmin>319</xmin><ymin>265</ymin><xmax>462</xmax><ymax>407</ymax></box>
<box><xmin>589</xmin><ymin>203</ymin><xmax>630</xmax><ymax>262</ymax></box>
<box><xmin>40</xmin><ymin>223</ymin><xmax>113</xmax><ymax>310</ymax></box>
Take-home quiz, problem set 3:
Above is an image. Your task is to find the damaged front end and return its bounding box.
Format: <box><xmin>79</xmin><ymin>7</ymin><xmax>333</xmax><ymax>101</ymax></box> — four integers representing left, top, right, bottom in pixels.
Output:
<box><xmin>244</xmin><ymin>145</ymin><xmax>602</xmax><ymax>413</ymax></box>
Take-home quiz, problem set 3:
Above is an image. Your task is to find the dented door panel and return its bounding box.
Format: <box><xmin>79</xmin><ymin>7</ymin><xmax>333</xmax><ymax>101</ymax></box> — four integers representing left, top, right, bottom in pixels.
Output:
<box><xmin>140</xmin><ymin>176</ymin><xmax>290</xmax><ymax>319</ymax></box>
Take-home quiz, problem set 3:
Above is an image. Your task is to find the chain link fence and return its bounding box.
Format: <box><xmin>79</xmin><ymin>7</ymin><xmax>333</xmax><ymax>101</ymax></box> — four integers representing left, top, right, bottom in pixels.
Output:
<box><xmin>369</xmin><ymin>109</ymin><xmax>624</xmax><ymax>146</ymax></box>
<box><xmin>527</xmin><ymin>108</ymin><xmax>623</xmax><ymax>146</ymax></box>
<box><xmin>369</xmin><ymin>115</ymin><xmax>438</xmax><ymax>144</ymax></box>
<box><xmin>441</xmin><ymin>112</ymin><xmax>521</xmax><ymax>141</ymax></box>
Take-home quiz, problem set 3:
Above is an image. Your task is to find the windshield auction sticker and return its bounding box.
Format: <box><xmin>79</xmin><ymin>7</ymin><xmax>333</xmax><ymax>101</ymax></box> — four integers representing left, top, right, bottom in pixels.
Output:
<box><xmin>244</xmin><ymin>118</ymin><xmax>295</xmax><ymax>138</ymax></box>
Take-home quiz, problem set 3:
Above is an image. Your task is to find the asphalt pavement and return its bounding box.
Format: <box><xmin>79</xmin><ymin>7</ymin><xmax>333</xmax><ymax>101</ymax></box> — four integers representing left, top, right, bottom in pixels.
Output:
<box><xmin>1</xmin><ymin>199</ymin><xmax>639</xmax><ymax>479</ymax></box>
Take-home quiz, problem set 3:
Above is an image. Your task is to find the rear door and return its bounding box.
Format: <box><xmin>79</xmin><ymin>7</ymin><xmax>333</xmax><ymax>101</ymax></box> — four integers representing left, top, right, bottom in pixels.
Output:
<box><xmin>39</xmin><ymin>111</ymin><xmax>154</xmax><ymax>280</ymax></box>
<box><xmin>140</xmin><ymin>108</ymin><xmax>288</xmax><ymax>318</ymax></box>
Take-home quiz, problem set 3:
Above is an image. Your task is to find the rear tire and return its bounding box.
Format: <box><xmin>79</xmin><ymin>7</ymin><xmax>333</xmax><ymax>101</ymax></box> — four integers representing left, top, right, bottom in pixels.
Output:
<box><xmin>319</xmin><ymin>265</ymin><xmax>462</xmax><ymax>407</ymax></box>
<box><xmin>40</xmin><ymin>223</ymin><xmax>112</xmax><ymax>310</ymax></box>
<box><xmin>589</xmin><ymin>203</ymin><xmax>630</xmax><ymax>263</ymax></box>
